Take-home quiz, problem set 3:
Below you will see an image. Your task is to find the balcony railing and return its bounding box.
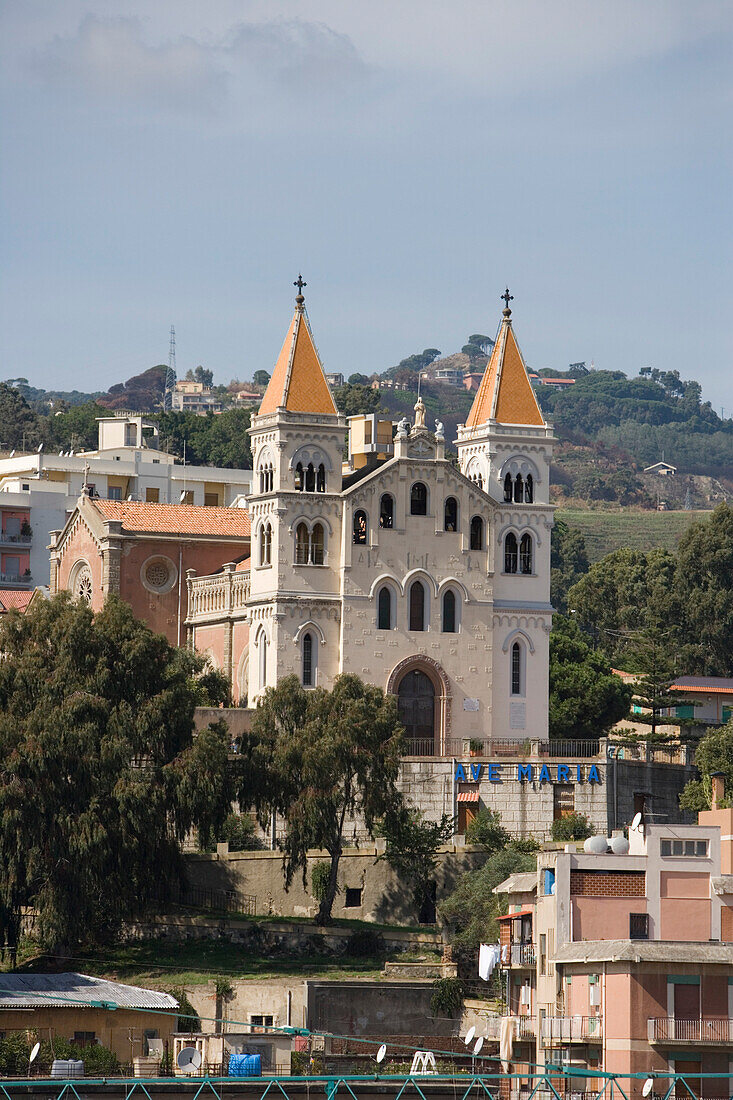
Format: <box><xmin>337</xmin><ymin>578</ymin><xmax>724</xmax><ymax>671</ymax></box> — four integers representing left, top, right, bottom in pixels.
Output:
<box><xmin>501</xmin><ymin>943</ymin><xmax>536</xmax><ymax>967</ymax></box>
<box><xmin>0</xmin><ymin>572</ymin><xmax>32</xmax><ymax>587</ymax></box>
<box><xmin>0</xmin><ymin>533</ymin><xmax>32</xmax><ymax>546</ymax></box>
<box><xmin>541</xmin><ymin>1016</ymin><xmax>603</xmax><ymax>1044</ymax></box>
<box><xmin>483</xmin><ymin>1015</ymin><xmax>536</xmax><ymax>1040</ymax></box>
<box><xmin>648</xmin><ymin>1018</ymin><xmax>733</xmax><ymax>1044</ymax></box>
<box><xmin>186</xmin><ymin>568</ymin><xmax>250</xmax><ymax>622</ymax></box>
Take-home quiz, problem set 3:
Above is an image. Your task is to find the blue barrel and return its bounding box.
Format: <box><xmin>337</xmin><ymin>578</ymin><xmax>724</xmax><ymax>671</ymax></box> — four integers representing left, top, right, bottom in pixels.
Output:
<box><xmin>228</xmin><ymin>1054</ymin><xmax>261</xmax><ymax>1077</ymax></box>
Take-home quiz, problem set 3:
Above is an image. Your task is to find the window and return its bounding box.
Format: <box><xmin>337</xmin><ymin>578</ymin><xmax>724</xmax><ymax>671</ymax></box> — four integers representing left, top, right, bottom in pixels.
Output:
<box><xmin>294</xmin><ymin>462</ymin><xmax>304</xmax><ymax>491</ymax></box>
<box><xmin>311</xmin><ymin>522</ymin><xmax>324</xmax><ymax>564</ymax></box>
<box><xmin>377</xmin><ymin>586</ymin><xmax>393</xmax><ymax>630</ymax></box>
<box><xmin>504</xmin><ymin>532</ymin><xmax>518</xmax><ymax>573</ymax></box>
<box><xmin>410</xmin><ymin>482</ymin><xmax>428</xmax><ymax>515</ymax></box>
<box><xmin>259</xmin><ymin>523</ymin><xmax>272</xmax><ymax>566</ymax></box>
<box><xmin>442</xmin><ymin>590</ymin><xmax>457</xmax><ymax>633</ymax></box>
<box><xmin>511</xmin><ymin>641</ymin><xmax>522</xmax><ymax>695</ymax></box>
<box><xmin>258</xmin><ymin>462</ymin><xmax>273</xmax><ymax>493</ymax></box>
<box><xmin>524</xmin><ymin>474</ymin><xmax>534</xmax><ymax>503</ymax></box>
<box><xmin>73</xmin><ymin>1032</ymin><xmax>96</xmax><ymax>1046</ymax></box>
<box><xmin>503</xmin><ymin>474</ymin><xmax>513</xmax><ymax>502</ymax></box>
<box><xmin>514</xmin><ymin>474</ymin><xmax>524</xmax><ymax>503</ymax></box>
<box><xmin>295</xmin><ymin>522</ymin><xmax>309</xmax><ymax>564</ymax></box>
<box><xmin>379</xmin><ymin>494</ymin><xmax>394</xmax><ymax>529</ymax></box>
<box><xmin>316</xmin><ymin>464</ymin><xmax>326</xmax><ymax>493</ymax></box>
<box><xmin>146</xmin><ymin>487</ymin><xmax>159</xmax><ymax>503</ymax></box>
<box><xmin>469</xmin><ymin>515</ymin><xmax>484</xmax><ymax>550</ymax></box>
<box><xmin>629</xmin><ymin>913</ymin><xmax>649</xmax><ymax>939</ymax></box>
<box><xmin>344</xmin><ymin>887</ymin><xmax>362</xmax><ymax>908</ymax></box>
<box><xmin>444</xmin><ymin>497</ymin><xmax>458</xmax><ymax>532</ymax></box>
<box><xmin>108</xmin><ymin>486</ymin><xmax>122</xmax><ymax>500</ymax></box>
<box><xmin>353</xmin><ymin>509</ymin><xmax>368</xmax><ymax>545</ymax></box>
<box><xmin>302</xmin><ymin>632</ymin><xmax>314</xmax><ymax>687</ymax></box>
<box><xmin>660</xmin><ymin>838</ymin><xmax>708</xmax><ymax>857</ymax></box>
<box><xmin>519</xmin><ymin>532</ymin><xmax>533</xmax><ymax>574</ymax></box>
<box><xmin>409</xmin><ymin>580</ymin><xmax>426</xmax><ymax>631</ymax></box>
<box><xmin>250</xmin><ymin>1015</ymin><xmax>274</xmax><ymax>1033</ymax></box>
<box><xmin>305</xmin><ymin>463</ymin><xmax>316</xmax><ymax>492</ymax></box>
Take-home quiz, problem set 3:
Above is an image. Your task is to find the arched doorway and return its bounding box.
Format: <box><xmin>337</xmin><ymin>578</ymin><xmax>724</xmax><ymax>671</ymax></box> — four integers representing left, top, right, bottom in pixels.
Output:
<box><xmin>397</xmin><ymin>670</ymin><xmax>436</xmax><ymax>755</ymax></box>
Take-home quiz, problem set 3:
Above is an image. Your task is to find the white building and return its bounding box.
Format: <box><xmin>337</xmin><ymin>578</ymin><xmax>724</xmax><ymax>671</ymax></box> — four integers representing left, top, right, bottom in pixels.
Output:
<box><xmin>0</xmin><ymin>414</ymin><xmax>252</xmax><ymax>587</ymax></box>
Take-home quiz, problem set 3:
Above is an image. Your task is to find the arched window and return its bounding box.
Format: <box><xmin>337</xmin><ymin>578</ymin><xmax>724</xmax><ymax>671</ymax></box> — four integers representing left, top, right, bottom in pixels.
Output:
<box><xmin>473</xmin><ymin>473</ymin><xmax>484</xmax><ymax>490</ymax></box>
<box><xmin>316</xmin><ymin>463</ymin><xmax>326</xmax><ymax>493</ymax></box>
<box><xmin>305</xmin><ymin>463</ymin><xmax>316</xmax><ymax>492</ymax></box>
<box><xmin>258</xmin><ymin>461</ymin><xmax>273</xmax><ymax>493</ymax></box>
<box><xmin>259</xmin><ymin>523</ymin><xmax>272</xmax><ymax>566</ymax></box>
<box><xmin>504</xmin><ymin>473</ymin><xmax>513</xmax><ymax>502</ymax></box>
<box><xmin>353</xmin><ymin>509</ymin><xmax>368</xmax><ymax>545</ymax></box>
<box><xmin>258</xmin><ymin>631</ymin><xmax>267</xmax><ymax>692</ymax></box>
<box><xmin>397</xmin><ymin>670</ymin><xmax>435</xmax><ymax>752</ymax></box>
<box><xmin>504</xmin><ymin>532</ymin><xmax>518</xmax><ymax>573</ymax></box>
<box><xmin>409</xmin><ymin>580</ymin><xmax>426</xmax><ymax>631</ymax></box>
<box><xmin>520</xmin><ymin>532</ymin><xmax>533</xmax><ymax>574</ymax></box>
<box><xmin>377</xmin><ymin>586</ymin><xmax>393</xmax><ymax>630</ymax></box>
<box><xmin>442</xmin><ymin>590</ymin><xmax>457</xmax><ymax>633</ymax></box>
<box><xmin>444</xmin><ymin>497</ymin><xmax>458</xmax><ymax>532</ymax></box>
<box><xmin>311</xmin><ymin>523</ymin><xmax>325</xmax><ymax>565</ymax></box>
<box><xmin>524</xmin><ymin>474</ymin><xmax>534</xmax><ymax>503</ymax></box>
<box><xmin>380</xmin><ymin>494</ymin><xmax>394</xmax><ymax>529</ymax></box>
<box><xmin>295</xmin><ymin>522</ymin><xmax>309</xmax><ymax>564</ymax></box>
<box><xmin>302</xmin><ymin>632</ymin><xmax>314</xmax><ymax>687</ymax></box>
<box><xmin>410</xmin><ymin>482</ymin><xmax>428</xmax><ymax>516</ymax></box>
<box><xmin>511</xmin><ymin>641</ymin><xmax>522</xmax><ymax>696</ymax></box>
<box><xmin>514</xmin><ymin>474</ymin><xmax>524</xmax><ymax>503</ymax></box>
<box><xmin>294</xmin><ymin>462</ymin><xmax>304</xmax><ymax>491</ymax></box>
<box><xmin>469</xmin><ymin>515</ymin><xmax>484</xmax><ymax>550</ymax></box>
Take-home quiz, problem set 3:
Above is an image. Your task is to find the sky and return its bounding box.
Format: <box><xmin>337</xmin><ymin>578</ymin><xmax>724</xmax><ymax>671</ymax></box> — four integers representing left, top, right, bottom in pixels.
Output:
<box><xmin>1</xmin><ymin>1</ymin><xmax>732</xmax><ymax>407</ymax></box>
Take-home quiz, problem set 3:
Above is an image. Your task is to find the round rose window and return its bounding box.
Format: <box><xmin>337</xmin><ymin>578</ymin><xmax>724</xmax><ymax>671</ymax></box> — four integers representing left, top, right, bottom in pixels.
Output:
<box><xmin>145</xmin><ymin>561</ymin><xmax>170</xmax><ymax>588</ymax></box>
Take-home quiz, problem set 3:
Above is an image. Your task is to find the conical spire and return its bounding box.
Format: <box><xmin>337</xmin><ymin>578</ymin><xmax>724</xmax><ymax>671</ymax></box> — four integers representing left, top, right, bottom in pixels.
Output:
<box><xmin>257</xmin><ymin>279</ymin><xmax>338</xmax><ymax>417</ymax></box>
<box><xmin>465</xmin><ymin>292</ymin><xmax>544</xmax><ymax>428</ymax></box>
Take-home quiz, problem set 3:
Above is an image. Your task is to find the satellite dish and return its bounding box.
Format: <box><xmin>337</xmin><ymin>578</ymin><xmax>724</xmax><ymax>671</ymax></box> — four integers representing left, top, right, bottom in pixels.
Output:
<box><xmin>473</xmin><ymin>1036</ymin><xmax>484</xmax><ymax>1055</ymax></box>
<box><xmin>177</xmin><ymin>1047</ymin><xmax>202</xmax><ymax>1073</ymax></box>
<box><xmin>9</xmin><ymin>450</ymin><xmax>15</xmax><ymax>458</ymax></box>
<box><xmin>37</xmin><ymin>443</ymin><xmax>44</xmax><ymax>452</ymax></box>
<box><xmin>631</xmin><ymin>812</ymin><xmax>643</xmax><ymax>830</ymax></box>
<box><xmin>29</xmin><ymin>1042</ymin><xmax>40</xmax><ymax>1064</ymax></box>
<box><xmin>642</xmin><ymin>1078</ymin><xmax>654</xmax><ymax>1097</ymax></box>
<box><xmin>376</xmin><ymin>1044</ymin><xmax>386</xmax><ymax>1064</ymax></box>
<box><xmin>464</xmin><ymin>1026</ymin><xmax>476</xmax><ymax>1045</ymax></box>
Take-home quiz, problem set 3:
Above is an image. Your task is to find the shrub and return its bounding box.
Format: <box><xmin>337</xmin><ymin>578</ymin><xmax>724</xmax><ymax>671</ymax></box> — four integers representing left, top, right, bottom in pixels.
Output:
<box><xmin>169</xmin><ymin>988</ymin><xmax>201</xmax><ymax>1033</ymax></box>
<box><xmin>345</xmin><ymin>927</ymin><xmax>384</xmax><ymax>957</ymax></box>
<box><xmin>551</xmin><ymin>812</ymin><xmax>593</xmax><ymax>841</ymax></box>
<box><xmin>310</xmin><ymin>861</ymin><xmax>332</xmax><ymax>903</ymax></box>
<box><xmin>0</xmin><ymin>1034</ymin><xmax>32</xmax><ymax>1075</ymax></box>
<box><xmin>430</xmin><ymin>976</ymin><xmax>465</xmax><ymax>1017</ymax></box>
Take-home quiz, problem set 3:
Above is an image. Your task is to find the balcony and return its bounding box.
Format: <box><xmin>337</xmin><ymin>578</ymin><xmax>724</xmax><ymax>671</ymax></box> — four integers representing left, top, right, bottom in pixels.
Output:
<box><xmin>0</xmin><ymin>533</ymin><xmax>31</xmax><ymax>548</ymax></box>
<box><xmin>501</xmin><ymin>943</ymin><xmax>536</xmax><ymax>967</ymax></box>
<box><xmin>484</xmin><ymin>1015</ymin><xmax>536</xmax><ymax>1041</ymax></box>
<box><xmin>186</xmin><ymin>568</ymin><xmax>249</xmax><ymax>623</ymax></box>
<box><xmin>541</xmin><ymin>1016</ymin><xmax>603</xmax><ymax>1045</ymax></box>
<box><xmin>0</xmin><ymin>572</ymin><xmax>33</xmax><ymax>588</ymax></box>
<box><xmin>648</xmin><ymin>1018</ymin><xmax>733</xmax><ymax>1044</ymax></box>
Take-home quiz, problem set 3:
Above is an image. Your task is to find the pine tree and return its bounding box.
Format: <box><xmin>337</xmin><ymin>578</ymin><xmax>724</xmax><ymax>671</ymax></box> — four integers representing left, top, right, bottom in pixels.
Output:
<box><xmin>625</xmin><ymin>630</ymin><xmax>686</xmax><ymax>738</ymax></box>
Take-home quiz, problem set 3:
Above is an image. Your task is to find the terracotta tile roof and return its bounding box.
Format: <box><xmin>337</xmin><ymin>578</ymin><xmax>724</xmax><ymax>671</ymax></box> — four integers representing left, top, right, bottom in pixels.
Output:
<box><xmin>466</xmin><ymin>313</ymin><xmax>545</xmax><ymax>428</ymax></box>
<box><xmin>91</xmin><ymin>499</ymin><xmax>251</xmax><ymax>537</ymax></box>
<box><xmin>0</xmin><ymin>589</ymin><xmax>34</xmax><ymax>612</ymax></box>
<box><xmin>235</xmin><ymin>556</ymin><xmax>251</xmax><ymax>572</ymax></box>
<box><xmin>258</xmin><ymin>305</ymin><xmax>337</xmax><ymax>417</ymax></box>
<box><xmin>672</xmin><ymin>676</ymin><xmax>733</xmax><ymax>695</ymax></box>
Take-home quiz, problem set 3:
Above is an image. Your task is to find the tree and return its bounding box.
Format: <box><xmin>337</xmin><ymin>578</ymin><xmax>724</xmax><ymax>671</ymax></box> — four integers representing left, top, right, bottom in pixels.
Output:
<box><xmin>333</xmin><ymin>383</ymin><xmax>381</xmax><ymax>417</ymax></box>
<box><xmin>464</xmin><ymin>807</ymin><xmax>510</xmax><ymax>852</ymax></box>
<box><xmin>253</xmin><ymin>370</ymin><xmax>271</xmax><ymax>386</ymax></box>
<box><xmin>673</xmin><ymin>504</ymin><xmax>733</xmax><ymax>675</ymax></box>
<box><xmin>348</xmin><ymin>373</ymin><xmax>370</xmax><ymax>385</ymax></box>
<box><xmin>153</xmin><ymin>408</ymin><xmax>252</xmax><ymax>469</ymax></box>
<box><xmin>624</xmin><ymin>630</ymin><xmax>685</xmax><ymax>737</ymax></box>
<box><xmin>0</xmin><ymin>594</ymin><xmax>233</xmax><ymax>951</ymax></box>
<box><xmin>378</xmin><ymin>808</ymin><xmax>453</xmax><ymax>919</ymax></box>
<box><xmin>194</xmin><ymin>366</ymin><xmax>214</xmax><ymax>387</ymax></box>
<box><xmin>549</xmin><ymin>616</ymin><xmax>632</xmax><ymax>739</ymax></box>
<box><xmin>468</xmin><ymin>335</ymin><xmax>493</xmax><ymax>354</ymax></box>
<box><xmin>0</xmin><ymin>383</ymin><xmax>42</xmax><ymax>449</ymax></box>
<box><xmin>679</xmin><ymin>719</ymin><xmax>733</xmax><ymax>812</ymax></box>
<box><xmin>250</xmin><ymin>675</ymin><xmax>404</xmax><ymax>924</ymax></box>
<box><xmin>550</xmin><ymin>520</ymin><xmax>589</xmax><ymax>614</ymax></box>
<box><xmin>44</xmin><ymin>402</ymin><xmax>107</xmax><ymax>452</ymax></box>
<box><xmin>551</xmin><ymin>812</ymin><xmax>593</xmax><ymax>841</ymax></box>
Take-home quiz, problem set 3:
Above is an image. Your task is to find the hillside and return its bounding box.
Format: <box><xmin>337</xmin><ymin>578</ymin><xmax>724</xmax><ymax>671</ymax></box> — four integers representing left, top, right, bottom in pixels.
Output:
<box><xmin>555</xmin><ymin>508</ymin><xmax>709</xmax><ymax>562</ymax></box>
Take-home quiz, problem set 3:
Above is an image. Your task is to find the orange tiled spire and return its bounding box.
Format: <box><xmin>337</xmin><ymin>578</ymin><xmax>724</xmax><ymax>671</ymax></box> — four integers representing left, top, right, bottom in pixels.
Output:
<box><xmin>465</xmin><ymin>292</ymin><xmax>544</xmax><ymax>428</ymax></box>
<box><xmin>257</xmin><ymin>278</ymin><xmax>338</xmax><ymax>417</ymax></box>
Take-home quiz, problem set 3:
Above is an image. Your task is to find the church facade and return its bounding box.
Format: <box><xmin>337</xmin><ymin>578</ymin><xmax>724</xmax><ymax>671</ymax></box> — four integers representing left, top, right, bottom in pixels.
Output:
<box><xmin>187</xmin><ymin>288</ymin><xmax>555</xmax><ymax>752</ymax></box>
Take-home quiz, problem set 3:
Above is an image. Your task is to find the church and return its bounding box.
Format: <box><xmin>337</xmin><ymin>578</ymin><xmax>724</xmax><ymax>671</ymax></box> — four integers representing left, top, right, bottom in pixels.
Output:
<box><xmin>187</xmin><ymin>285</ymin><xmax>555</xmax><ymax>752</ymax></box>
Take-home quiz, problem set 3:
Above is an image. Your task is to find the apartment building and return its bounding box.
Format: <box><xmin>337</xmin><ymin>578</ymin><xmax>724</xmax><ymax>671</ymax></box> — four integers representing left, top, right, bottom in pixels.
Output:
<box><xmin>488</xmin><ymin>808</ymin><xmax>733</xmax><ymax>1100</ymax></box>
<box><xmin>171</xmin><ymin>381</ymin><xmax>223</xmax><ymax>414</ymax></box>
<box><xmin>0</xmin><ymin>414</ymin><xmax>252</xmax><ymax>586</ymax></box>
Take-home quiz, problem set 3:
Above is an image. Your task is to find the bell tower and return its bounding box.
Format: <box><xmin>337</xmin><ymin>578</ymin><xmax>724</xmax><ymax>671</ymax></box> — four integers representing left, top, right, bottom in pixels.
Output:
<box><xmin>247</xmin><ymin>279</ymin><xmax>346</xmax><ymax>699</ymax></box>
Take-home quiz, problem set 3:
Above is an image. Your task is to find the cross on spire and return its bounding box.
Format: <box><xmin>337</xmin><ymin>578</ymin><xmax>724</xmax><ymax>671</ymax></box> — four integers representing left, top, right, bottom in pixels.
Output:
<box><xmin>294</xmin><ymin>274</ymin><xmax>307</xmax><ymax>305</ymax></box>
<box><xmin>501</xmin><ymin>287</ymin><xmax>514</xmax><ymax>315</ymax></box>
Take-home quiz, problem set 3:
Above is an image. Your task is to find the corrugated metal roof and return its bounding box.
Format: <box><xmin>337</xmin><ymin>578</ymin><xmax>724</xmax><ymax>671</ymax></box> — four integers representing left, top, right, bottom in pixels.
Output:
<box><xmin>493</xmin><ymin>872</ymin><xmax>537</xmax><ymax>896</ymax></box>
<box><xmin>0</xmin><ymin>973</ymin><xmax>178</xmax><ymax>1010</ymax></box>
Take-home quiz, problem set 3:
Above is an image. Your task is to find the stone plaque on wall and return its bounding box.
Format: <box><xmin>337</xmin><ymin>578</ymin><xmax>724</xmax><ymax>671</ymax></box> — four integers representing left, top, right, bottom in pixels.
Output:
<box><xmin>510</xmin><ymin>701</ymin><xmax>526</xmax><ymax>729</ymax></box>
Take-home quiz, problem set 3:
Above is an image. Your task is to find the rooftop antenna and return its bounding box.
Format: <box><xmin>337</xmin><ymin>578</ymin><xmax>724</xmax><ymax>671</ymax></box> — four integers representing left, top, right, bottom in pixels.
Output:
<box><xmin>164</xmin><ymin>325</ymin><xmax>177</xmax><ymax>411</ymax></box>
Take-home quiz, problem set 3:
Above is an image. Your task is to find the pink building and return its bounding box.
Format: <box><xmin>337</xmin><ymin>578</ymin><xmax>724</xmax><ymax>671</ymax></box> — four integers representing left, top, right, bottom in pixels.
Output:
<box><xmin>491</xmin><ymin>812</ymin><xmax>733</xmax><ymax>1099</ymax></box>
<box><xmin>0</xmin><ymin>503</ymin><xmax>32</xmax><ymax>587</ymax></box>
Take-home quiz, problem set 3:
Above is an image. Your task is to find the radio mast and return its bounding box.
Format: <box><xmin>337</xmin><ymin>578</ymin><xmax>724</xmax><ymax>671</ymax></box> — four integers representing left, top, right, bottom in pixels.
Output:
<box><xmin>164</xmin><ymin>325</ymin><xmax>177</xmax><ymax>410</ymax></box>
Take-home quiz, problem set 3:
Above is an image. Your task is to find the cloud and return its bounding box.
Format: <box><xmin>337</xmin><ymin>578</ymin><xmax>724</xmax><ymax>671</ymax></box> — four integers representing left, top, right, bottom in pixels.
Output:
<box><xmin>227</xmin><ymin>18</ymin><xmax>371</xmax><ymax>91</ymax></box>
<box><xmin>31</xmin><ymin>16</ymin><xmax>228</xmax><ymax>113</ymax></box>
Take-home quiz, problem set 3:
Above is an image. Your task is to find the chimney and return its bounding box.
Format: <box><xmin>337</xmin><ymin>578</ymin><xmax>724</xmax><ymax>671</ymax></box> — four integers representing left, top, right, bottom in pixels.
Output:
<box><xmin>711</xmin><ymin>772</ymin><xmax>725</xmax><ymax>810</ymax></box>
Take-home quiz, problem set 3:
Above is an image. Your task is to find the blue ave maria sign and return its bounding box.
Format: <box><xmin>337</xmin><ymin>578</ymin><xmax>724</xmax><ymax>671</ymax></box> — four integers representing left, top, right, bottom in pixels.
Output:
<box><xmin>454</xmin><ymin>762</ymin><xmax>601</xmax><ymax>784</ymax></box>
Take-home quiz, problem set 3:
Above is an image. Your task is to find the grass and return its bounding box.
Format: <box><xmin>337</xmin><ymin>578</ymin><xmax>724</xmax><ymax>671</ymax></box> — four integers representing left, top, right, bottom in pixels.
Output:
<box><xmin>10</xmin><ymin>939</ymin><xmax>390</xmax><ymax>988</ymax></box>
<box><xmin>556</xmin><ymin>508</ymin><xmax>707</xmax><ymax>562</ymax></box>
